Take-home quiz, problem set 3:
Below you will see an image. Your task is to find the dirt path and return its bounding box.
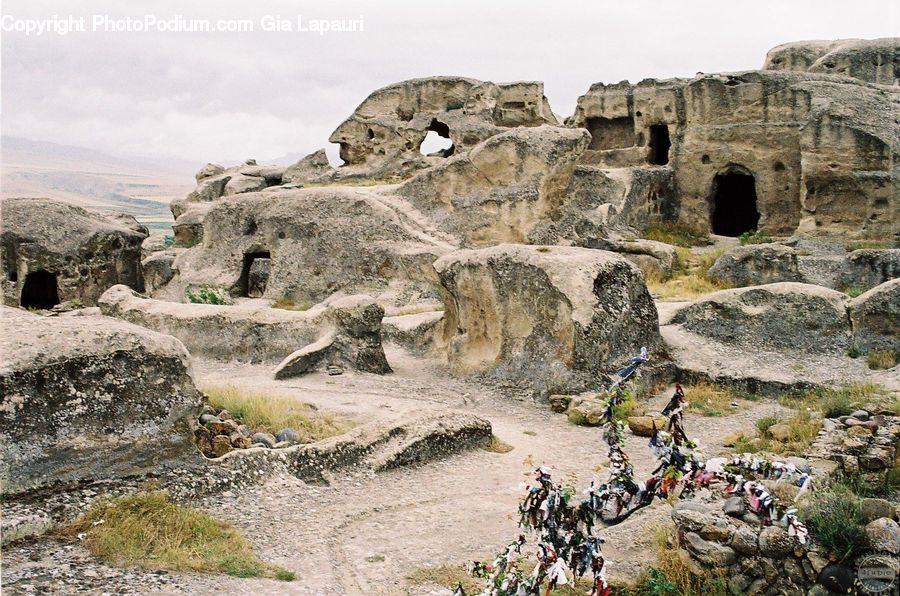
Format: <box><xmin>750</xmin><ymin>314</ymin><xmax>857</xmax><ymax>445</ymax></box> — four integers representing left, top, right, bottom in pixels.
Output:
<box><xmin>2</xmin><ymin>345</ymin><xmax>787</xmax><ymax>595</ymax></box>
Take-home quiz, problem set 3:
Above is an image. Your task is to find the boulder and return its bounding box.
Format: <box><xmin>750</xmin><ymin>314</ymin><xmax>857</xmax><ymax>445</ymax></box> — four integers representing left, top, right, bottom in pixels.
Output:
<box><xmin>839</xmin><ymin>249</ymin><xmax>900</xmax><ymax>291</ymax></box>
<box><xmin>250</xmin><ymin>432</ymin><xmax>277</xmax><ymax>449</ymax></box>
<box><xmin>282</xmin><ymin>149</ymin><xmax>335</xmax><ymax>185</ymax></box>
<box><xmin>683</xmin><ymin>531</ymin><xmax>736</xmax><ymax>567</ymax></box>
<box><xmin>758</xmin><ymin>526</ymin><xmax>795</xmax><ymax>558</ymax></box>
<box><xmin>142</xmin><ymin>251</ymin><xmax>179</xmax><ymax>294</ymax></box>
<box><xmin>399</xmin><ymin>126</ymin><xmax>590</xmax><ymax>246</ymax></box>
<box><xmin>172</xmin><ymin>161</ymin><xmax>285</xmax><ymax>219</ymax></box>
<box><xmin>100</xmin><ymin>286</ymin><xmax>391</xmax><ymax>375</ymax></box>
<box><xmin>0</xmin><ymin>307</ymin><xmax>200</xmax><ymax>495</ymax></box>
<box><xmin>329</xmin><ymin>77</ymin><xmax>558</xmax><ymax>177</ymax></box>
<box><xmin>670</xmin><ymin>283</ymin><xmax>851</xmax><ymax>354</ymax></box>
<box><xmin>723</xmin><ymin>496</ymin><xmax>746</xmax><ymax>517</ymax></box>
<box><xmin>707</xmin><ymin>244</ymin><xmax>802</xmax><ymax>287</ymax></box>
<box><xmin>848</xmin><ymin>279</ymin><xmax>900</xmax><ymax>352</ymax></box>
<box><xmin>866</xmin><ymin>517</ymin><xmax>900</xmax><ymax>554</ymax></box>
<box><xmin>627</xmin><ymin>416</ymin><xmax>665</xmax><ymax>437</ymax></box>
<box><xmin>860</xmin><ymin>498</ymin><xmax>896</xmax><ymax>524</ymax></box>
<box><xmin>818</xmin><ymin>564</ymin><xmax>855</xmax><ymax>593</ymax></box>
<box><xmin>433</xmin><ymin>244</ymin><xmax>660</xmax><ymax>394</ymax></box>
<box><xmin>575</xmin><ymin>237</ymin><xmax>678</xmax><ymax>278</ymax></box>
<box><xmin>764</xmin><ymin>38</ymin><xmax>899</xmax><ymax>85</ymax></box>
<box><xmin>730</xmin><ymin>524</ymin><xmax>758</xmax><ymax>554</ymax></box>
<box><xmin>1</xmin><ymin>198</ymin><xmax>147</xmax><ymax>308</ymax></box>
<box><xmin>275</xmin><ymin>428</ymin><xmax>300</xmax><ymax>444</ymax></box>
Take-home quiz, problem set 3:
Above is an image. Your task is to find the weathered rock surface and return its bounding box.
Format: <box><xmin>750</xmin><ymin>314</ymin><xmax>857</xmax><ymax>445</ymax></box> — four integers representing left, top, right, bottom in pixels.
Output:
<box><xmin>99</xmin><ymin>285</ymin><xmax>391</xmax><ymax>375</ymax></box>
<box><xmin>281</xmin><ymin>149</ymin><xmax>335</xmax><ymax>185</ymax></box>
<box><xmin>839</xmin><ymin>249</ymin><xmax>900</xmax><ymax>291</ymax></box>
<box><xmin>141</xmin><ymin>250</ymin><xmax>181</xmax><ymax>294</ymax></box>
<box><xmin>764</xmin><ymin>38</ymin><xmax>899</xmax><ymax>85</ymax></box>
<box><xmin>433</xmin><ymin>244</ymin><xmax>660</xmax><ymax>394</ymax></box>
<box><xmin>0</xmin><ymin>307</ymin><xmax>201</xmax><ymax>495</ymax></box>
<box><xmin>670</xmin><ymin>283</ymin><xmax>851</xmax><ymax>354</ymax></box>
<box><xmin>165</xmin><ymin>187</ymin><xmax>451</xmax><ymax>307</ymax></box>
<box><xmin>571</xmin><ymin>68</ymin><xmax>899</xmax><ymax>240</ymax></box>
<box><xmin>329</xmin><ymin>77</ymin><xmax>558</xmax><ymax>178</ymax></box>
<box><xmin>399</xmin><ymin>126</ymin><xmax>590</xmax><ymax>246</ymax></box>
<box><xmin>707</xmin><ymin>244</ymin><xmax>802</xmax><ymax>286</ymax></box>
<box><xmin>170</xmin><ymin>160</ymin><xmax>286</xmax><ymax>221</ymax></box>
<box><xmin>1</xmin><ymin>198</ymin><xmax>147</xmax><ymax>308</ymax></box>
<box><xmin>848</xmin><ymin>279</ymin><xmax>900</xmax><ymax>352</ymax></box>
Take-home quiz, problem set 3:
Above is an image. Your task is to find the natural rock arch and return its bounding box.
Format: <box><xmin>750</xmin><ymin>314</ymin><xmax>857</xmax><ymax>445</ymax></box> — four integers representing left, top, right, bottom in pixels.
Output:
<box><xmin>710</xmin><ymin>165</ymin><xmax>760</xmax><ymax>236</ymax></box>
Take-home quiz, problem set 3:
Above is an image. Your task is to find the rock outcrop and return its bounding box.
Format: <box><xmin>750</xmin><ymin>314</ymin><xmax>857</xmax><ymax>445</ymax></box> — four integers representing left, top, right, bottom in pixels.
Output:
<box><xmin>764</xmin><ymin>38</ymin><xmax>899</xmax><ymax>85</ymax></box>
<box><xmin>670</xmin><ymin>283</ymin><xmax>851</xmax><ymax>354</ymax></box>
<box><xmin>0</xmin><ymin>307</ymin><xmax>201</xmax><ymax>495</ymax></box>
<box><xmin>570</xmin><ymin>67</ymin><xmax>899</xmax><ymax>240</ymax></box>
<box><xmin>707</xmin><ymin>244</ymin><xmax>803</xmax><ymax>287</ymax></box>
<box><xmin>170</xmin><ymin>159</ymin><xmax>286</xmax><ymax>221</ymax></box>
<box><xmin>848</xmin><ymin>279</ymin><xmax>900</xmax><ymax>352</ymax></box>
<box><xmin>1</xmin><ymin>198</ymin><xmax>147</xmax><ymax>308</ymax></box>
<box><xmin>433</xmin><ymin>244</ymin><xmax>660</xmax><ymax>394</ymax></box>
<box><xmin>329</xmin><ymin>77</ymin><xmax>558</xmax><ymax>178</ymax></box>
<box><xmin>399</xmin><ymin>126</ymin><xmax>591</xmax><ymax>246</ymax></box>
<box><xmin>99</xmin><ymin>285</ymin><xmax>391</xmax><ymax>375</ymax></box>
<box><xmin>163</xmin><ymin>186</ymin><xmax>453</xmax><ymax>307</ymax></box>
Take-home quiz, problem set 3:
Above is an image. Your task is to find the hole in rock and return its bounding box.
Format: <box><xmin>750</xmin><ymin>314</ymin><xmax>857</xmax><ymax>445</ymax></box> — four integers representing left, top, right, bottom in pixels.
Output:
<box><xmin>711</xmin><ymin>169</ymin><xmax>760</xmax><ymax>236</ymax></box>
<box><xmin>8</xmin><ymin>269</ymin><xmax>18</xmax><ymax>282</ymax></box>
<box><xmin>585</xmin><ymin>116</ymin><xmax>636</xmax><ymax>150</ymax></box>
<box><xmin>420</xmin><ymin>119</ymin><xmax>455</xmax><ymax>157</ymax></box>
<box><xmin>239</xmin><ymin>252</ymin><xmax>271</xmax><ymax>298</ymax></box>
<box><xmin>21</xmin><ymin>270</ymin><xmax>60</xmax><ymax>309</ymax></box>
<box><xmin>648</xmin><ymin>124</ymin><xmax>671</xmax><ymax>165</ymax></box>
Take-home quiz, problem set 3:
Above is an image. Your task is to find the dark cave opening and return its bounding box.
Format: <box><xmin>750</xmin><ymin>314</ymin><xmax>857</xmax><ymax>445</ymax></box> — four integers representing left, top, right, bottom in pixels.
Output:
<box><xmin>648</xmin><ymin>124</ymin><xmax>671</xmax><ymax>165</ymax></box>
<box><xmin>711</xmin><ymin>171</ymin><xmax>760</xmax><ymax>236</ymax></box>
<box><xmin>239</xmin><ymin>252</ymin><xmax>271</xmax><ymax>298</ymax></box>
<box><xmin>20</xmin><ymin>270</ymin><xmax>60</xmax><ymax>310</ymax></box>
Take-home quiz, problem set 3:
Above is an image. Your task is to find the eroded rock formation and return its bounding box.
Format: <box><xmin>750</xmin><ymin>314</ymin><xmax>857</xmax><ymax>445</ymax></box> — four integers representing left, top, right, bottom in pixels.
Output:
<box><xmin>433</xmin><ymin>244</ymin><xmax>660</xmax><ymax>394</ymax></box>
<box><xmin>1</xmin><ymin>198</ymin><xmax>147</xmax><ymax>308</ymax></box>
<box><xmin>0</xmin><ymin>307</ymin><xmax>201</xmax><ymax>495</ymax></box>
<box><xmin>764</xmin><ymin>38</ymin><xmax>899</xmax><ymax>85</ymax></box>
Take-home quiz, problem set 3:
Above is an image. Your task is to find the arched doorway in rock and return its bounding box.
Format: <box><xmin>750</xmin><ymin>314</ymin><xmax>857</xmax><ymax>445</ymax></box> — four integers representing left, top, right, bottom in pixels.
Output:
<box><xmin>239</xmin><ymin>251</ymin><xmax>271</xmax><ymax>298</ymax></box>
<box><xmin>419</xmin><ymin>118</ymin><xmax>455</xmax><ymax>157</ymax></box>
<box><xmin>710</xmin><ymin>166</ymin><xmax>760</xmax><ymax>236</ymax></box>
<box><xmin>648</xmin><ymin>124</ymin><xmax>671</xmax><ymax>165</ymax></box>
<box><xmin>20</xmin><ymin>270</ymin><xmax>60</xmax><ymax>310</ymax></box>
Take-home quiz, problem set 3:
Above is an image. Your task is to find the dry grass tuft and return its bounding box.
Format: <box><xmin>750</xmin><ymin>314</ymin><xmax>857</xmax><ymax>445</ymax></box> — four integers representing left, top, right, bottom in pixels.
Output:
<box><xmin>643</xmin><ymin>223</ymin><xmax>710</xmax><ymax>247</ymax></box>
<box><xmin>481</xmin><ymin>435</ymin><xmax>514</xmax><ymax>453</ymax></box>
<box><xmin>202</xmin><ymin>384</ymin><xmax>353</xmax><ymax>438</ymax></box>
<box><xmin>629</xmin><ymin>526</ymin><xmax>728</xmax><ymax>595</ymax></box>
<box><xmin>271</xmin><ymin>297</ymin><xmax>314</xmax><ymax>311</ymax></box>
<box><xmin>63</xmin><ymin>492</ymin><xmax>294</xmax><ymax>580</ymax></box>
<box><xmin>867</xmin><ymin>349</ymin><xmax>899</xmax><ymax>370</ymax></box>
<box><xmin>407</xmin><ymin>564</ymin><xmax>483</xmax><ymax>594</ymax></box>
<box><xmin>684</xmin><ymin>383</ymin><xmax>742</xmax><ymax>417</ymax></box>
<box><xmin>644</xmin><ymin>248</ymin><xmax>731</xmax><ymax>300</ymax></box>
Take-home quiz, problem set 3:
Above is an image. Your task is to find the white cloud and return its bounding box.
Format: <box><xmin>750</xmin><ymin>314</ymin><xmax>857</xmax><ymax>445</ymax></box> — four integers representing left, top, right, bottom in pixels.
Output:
<box><xmin>2</xmin><ymin>0</ymin><xmax>896</xmax><ymax>163</ymax></box>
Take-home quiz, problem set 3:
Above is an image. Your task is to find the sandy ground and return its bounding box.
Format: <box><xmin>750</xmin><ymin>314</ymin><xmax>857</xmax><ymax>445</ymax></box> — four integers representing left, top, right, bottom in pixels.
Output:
<box><xmin>2</xmin><ymin>345</ymin><xmax>788</xmax><ymax>595</ymax></box>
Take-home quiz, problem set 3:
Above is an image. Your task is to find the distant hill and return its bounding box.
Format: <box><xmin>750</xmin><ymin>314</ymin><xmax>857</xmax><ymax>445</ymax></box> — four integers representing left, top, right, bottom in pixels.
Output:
<box><xmin>1</xmin><ymin>136</ymin><xmax>200</xmax><ymax>221</ymax></box>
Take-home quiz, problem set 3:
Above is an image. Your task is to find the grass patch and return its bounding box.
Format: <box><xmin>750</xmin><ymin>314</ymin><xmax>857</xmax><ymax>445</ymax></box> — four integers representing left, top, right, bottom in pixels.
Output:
<box><xmin>780</xmin><ymin>383</ymin><xmax>894</xmax><ymax>417</ymax></box>
<box><xmin>644</xmin><ymin>248</ymin><xmax>731</xmax><ymax>300</ymax></box>
<box><xmin>738</xmin><ymin>229</ymin><xmax>774</xmax><ymax>245</ymax></box>
<box><xmin>271</xmin><ymin>297</ymin><xmax>314</xmax><ymax>311</ymax></box>
<box><xmin>867</xmin><ymin>349</ymin><xmax>899</xmax><ymax>370</ymax></box>
<box><xmin>63</xmin><ymin>492</ymin><xmax>294</xmax><ymax>580</ymax></box>
<box><xmin>523</xmin><ymin>430</ymin><xmax>537</xmax><ymax>436</ymax></box>
<box><xmin>846</xmin><ymin>240</ymin><xmax>887</xmax><ymax>252</ymax></box>
<box><xmin>629</xmin><ymin>527</ymin><xmax>728</xmax><ymax>595</ymax></box>
<box><xmin>407</xmin><ymin>564</ymin><xmax>482</xmax><ymax>594</ymax></box>
<box><xmin>684</xmin><ymin>383</ymin><xmax>740</xmax><ymax>417</ymax></box>
<box><xmin>844</xmin><ymin>287</ymin><xmax>865</xmax><ymax>298</ymax></box>
<box><xmin>643</xmin><ymin>223</ymin><xmax>710</xmax><ymax>247</ymax></box>
<box><xmin>365</xmin><ymin>554</ymin><xmax>385</xmax><ymax>563</ymax></box>
<box><xmin>802</xmin><ymin>484</ymin><xmax>866</xmax><ymax>563</ymax></box>
<box><xmin>755</xmin><ymin>415</ymin><xmax>778</xmax><ymax>436</ymax></box>
<box><xmin>202</xmin><ymin>384</ymin><xmax>352</xmax><ymax>438</ymax></box>
<box><xmin>481</xmin><ymin>435</ymin><xmax>514</xmax><ymax>453</ymax></box>
<box><xmin>186</xmin><ymin>286</ymin><xmax>228</xmax><ymax>305</ymax></box>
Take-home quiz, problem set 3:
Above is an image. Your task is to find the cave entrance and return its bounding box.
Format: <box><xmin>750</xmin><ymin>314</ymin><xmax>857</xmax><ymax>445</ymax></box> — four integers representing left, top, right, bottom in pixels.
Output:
<box><xmin>710</xmin><ymin>169</ymin><xmax>760</xmax><ymax>236</ymax></box>
<box><xmin>239</xmin><ymin>252</ymin><xmax>271</xmax><ymax>298</ymax></box>
<box><xmin>585</xmin><ymin>116</ymin><xmax>636</xmax><ymax>150</ymax></box>
<box><xmin>648</xmin><ymin>124</ymin><xmax>670</xmax><ymax>165</ymax></box>
<box><xmin>419</xmin><ymin>119</ymin><xmax>455</xmax><ymax>157</ymax></box>
<box><xmin>20</xmin><ymin>270</ymin><xmax>60</xmax><ymax>310</ymax></box>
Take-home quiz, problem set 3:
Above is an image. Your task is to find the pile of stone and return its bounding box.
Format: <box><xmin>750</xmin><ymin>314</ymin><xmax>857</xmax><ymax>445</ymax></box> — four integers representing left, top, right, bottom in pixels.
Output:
<box><xmin>193</xmin><ymin>405</ymin><xmax>302</xmax><ymax>458</ymax></box>
<box><xmin>672</xmin><ymin>488</ymin><xmax>899</xmax><ymax>594</ymax></box>
<box><xmin>807</xmin><ymin>409</ymin><xmax>900</xmax><ymax>483</ymax></box>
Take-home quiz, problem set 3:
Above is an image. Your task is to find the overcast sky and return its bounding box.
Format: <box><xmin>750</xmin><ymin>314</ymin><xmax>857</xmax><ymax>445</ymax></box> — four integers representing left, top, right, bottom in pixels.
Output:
<box><xmin>2</xmin><ymin>0</ymin><xmax>897</xmax><ymax>166</ymax></box>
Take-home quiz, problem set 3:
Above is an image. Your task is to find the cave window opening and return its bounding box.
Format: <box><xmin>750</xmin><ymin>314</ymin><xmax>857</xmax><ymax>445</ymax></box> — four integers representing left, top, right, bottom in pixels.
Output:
<box><xmin>8</xmin><ymin>269</ymin><xmax>18</xmax><ymax>283</ymax></box>
<box><xmin>711</xmin><ymin>170</ymin><xmax>760</xmax><ymax>236</ymax></box>
<box><xmin>419</xmin><ymin>119</ymin><xmax>455</xmax><ymax>157</ymax></box>
<box><xmin>648</xmin><ymin>125</ymin><xmax>671</xmax><ymax>165</ymax></box>
<box><xmin>239</xmin><ymin>251</ymin><xmax>271</xmax><ymax>298</ymax></box>
<box><xmin>20</xmin><ymin>270</ymin><xmax>60</xmax><ymax>310</ymax></box>
<box><xmin>585</xmin><ymin>116</ymin><xmax>636</xmax><ymax>150</ymax></box>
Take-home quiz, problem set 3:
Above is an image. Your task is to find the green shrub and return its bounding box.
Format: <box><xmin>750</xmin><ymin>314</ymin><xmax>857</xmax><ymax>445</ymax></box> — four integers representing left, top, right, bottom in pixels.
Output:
<box><xmin>844</xmin><ymin>287</ymin><xmax>864</xmax><ymax>298</ymax></box>
<box><xmin>755</xmin><ymin>415</ymin><xmax>778</xmax><ymax>436</ymax></box>
<box><xmin>802</xmin><ymin>485</ymin><xmax>866</xmax><ymax>562</ymax></box>
<box><xmin>738</xmin><ymin>229</ymin><xmax>774</xmax><ymax>245</ymax></box>
<box><xmin>847</xmin><ymin>345</ymin><xmax>862</xmax><ymax>359</ymax></box>
<box><xmin>186</xmin><ymin>286</ymin><xmax>228</xmax><ymax>305</ymax></box>
<box><xmin>845</xmin><ymin>240</ymin><xmax>887</xmax><ymax>252</ymax></box>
